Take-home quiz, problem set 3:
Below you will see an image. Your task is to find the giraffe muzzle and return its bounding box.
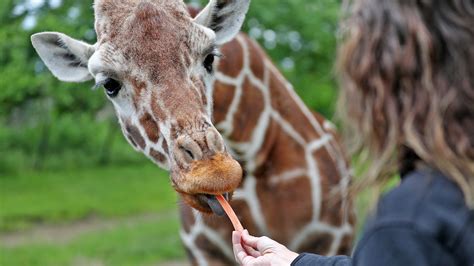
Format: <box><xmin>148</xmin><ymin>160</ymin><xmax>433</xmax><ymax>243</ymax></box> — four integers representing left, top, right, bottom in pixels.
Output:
<box><xmin>174</xmin><ymin>152</ymin><xmax>242</xmax><ymax>214</ymax></box>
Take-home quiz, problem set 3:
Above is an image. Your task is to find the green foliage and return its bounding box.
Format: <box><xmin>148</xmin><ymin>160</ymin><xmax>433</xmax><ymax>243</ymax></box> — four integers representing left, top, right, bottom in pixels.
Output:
<box><xmin>243</xmin><ymin>0</ymin><xmax>341</xmax><ymax>116</ymax></box>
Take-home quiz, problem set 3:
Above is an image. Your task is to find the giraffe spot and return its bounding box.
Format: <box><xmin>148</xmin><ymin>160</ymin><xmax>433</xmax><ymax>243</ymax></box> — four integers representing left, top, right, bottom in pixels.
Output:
<box><xmin>131</xmin><ymin>76</ymin><xmax>146</xmax><ymax>95</ymax></box>
<box><xmin>229</xmin><ymin>77</ymin><xmax>265</xmax><ymax>142</ymax></box>
<box><xmin>337</xmin><ymin>234</ymin><xmax>354</xmax><ymax>256</ymax></box>
<box><xmin>262</xmin><ymin>122</ymin><xmax>307</xmax><ymax>174</ymax></box>
<box><xmin>269</xmin><ymin>71</ymin><xmax>320</xmax><ymax>142</ymax></box>
<box><xmin>125</xmin><ymin>124</ymin><xmax>146</xmax><ymax>149</ymax></box>
<box><xmin>161</xmin><ymin>138</ymin><xmax>169</xmax><ymax>154</ymax></box>
<box><xmin>256</xmin><ymin>172</ymin><xmax>312</xmax><ymax>244</ymax></box>
<box><xmin>212</xmin><ymin>81</ymin><xmax>236</xmax><ymax>125</ymax></box>
<box><xmin>312</xmin><ymin>147</ymin><xmax>346</xmax><ymax>227</ymax></box>
<box><xmin>195</xmin><ymin>234</ymin><xmax>234</xmax><ymax>265</ymax></box>
<box><xmin>297</xmin><ymin>232</ymin><xmax>334</xmax><ymax>255</ymax></box>
<box><xmin>178</xmin><ymin>201</ymin><xmax>195</xmax><ymax>234</ymax></box>
<box><xmin>140</xmin><ymin>112</ymin><xmax>160</xmax><ymax>143</ymax></box>
<box><xmin>247</xmin><ymin>37</ymin><xmax>266</xmax><ymax>81</ymax></box>
<box><xmin>126</xmin><ymin>134</ymin><xmax>138</xmax><ymax>149</ymax></box>
<box><xmin>149</xmin><ymin>148</ymin><xmax>167</xmax><ymax>164</ymax></box>
<box><xmin>218</xmin><ymin>38</ymin><xmax>243</xmax><ymax>78</ymax></box>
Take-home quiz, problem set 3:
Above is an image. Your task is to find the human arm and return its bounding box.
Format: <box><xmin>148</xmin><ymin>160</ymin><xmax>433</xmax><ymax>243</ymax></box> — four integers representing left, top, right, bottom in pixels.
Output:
<box><xmin>232</xmin><ymin>224</ymin><xmax>436</xmax><ymax>266</ymax></box>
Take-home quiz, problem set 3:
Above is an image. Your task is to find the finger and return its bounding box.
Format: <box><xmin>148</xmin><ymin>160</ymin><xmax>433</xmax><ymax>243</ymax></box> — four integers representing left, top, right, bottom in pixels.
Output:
<box><xmin>241</xmin><ymin>230</ymin><xmax>261</xmax><ymax>249</ymax></box>
<box><xmin>233</xmin><ymin>232</ymin><xmax>248</xmax><ymax>264</ymax></box>
<box><xmin>240</xmin><ymin>251</ymin><xmax>259</xmax><ymax>266</ymax></box>
<box><xmin>232</xmin><ymin>231</ymin><xmax>242</xmax><ymax>245</ymax></box>
<box><xmin>242</xmin><ymin>242</ymin><xmax>261</xmax><ymax>257</ymax></box>
<box><xmin>238</xmin><ymin>250</ymin><xmax>255</xmax><ymax>265</ymax></box>
<box><xmin>256</xmin><ymin>236</ymin><xmax>278</xmax><ymax>252</ymax></box>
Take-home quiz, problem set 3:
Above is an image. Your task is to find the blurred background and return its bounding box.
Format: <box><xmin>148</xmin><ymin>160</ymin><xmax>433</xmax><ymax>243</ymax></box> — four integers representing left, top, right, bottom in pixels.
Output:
<box><xmin>0</xmin><ymin>0</ymin><xmax>349</xmax><ymax>265</ymax></box>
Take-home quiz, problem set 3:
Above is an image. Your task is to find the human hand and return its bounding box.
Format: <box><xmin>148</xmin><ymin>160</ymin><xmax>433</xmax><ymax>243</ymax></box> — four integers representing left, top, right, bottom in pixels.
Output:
<box><xmin>232</xmin><ymin>230</ymin><xmax>299</xmax><ymax>266</ymax></box>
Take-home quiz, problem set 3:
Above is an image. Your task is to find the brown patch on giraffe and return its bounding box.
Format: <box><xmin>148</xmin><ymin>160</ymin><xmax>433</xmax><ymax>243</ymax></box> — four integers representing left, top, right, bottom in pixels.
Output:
<box><xmin>195</xmin><ymin>234</ymin><xmax>234</xmax><ymax>265</ymax></box>
<box><xmin>297</xmin><ymin>232</ymin><xmax>334</xmax><ymax>255</ymax></box>
<box><xmin>218</xmin><ymin>38</ymin><xmax>244</xmax><ymax>78</ymax></box>
<box><xmin>126</xmin><ymin>134</ymin><xmax>138</xmax><ymax>149</ymax></box>
<box><xmin>337</xmin><ymin>234</ymin><xmax>354</xmax><ymax>255</ymax></box>
<box><xmin>187</xmin><ymin>6</ymin><xmax>201</xmax><ymax>19</ymax></box>
<box><xmin>212</xmin><ymin>81</ymin><xmax>236</xmax><ymax>124</ymax></box>
<box><xmin>256</xmin><ymin>175</ymin><xmax>313</xmax><ymax>244</ymax></box>
<box><xmin>313</xmin><ymin>148</ymin><xmax>344</xmax><ymax>227</ymax></box>
<box><xmin>261</xmin><ymin>124</ymin><xmax>307</xmax><ymax>175</ymax></box>
<box><xmin>162</xmin><ymin>138</ymin><xmax>169</xmax><ymax>154</ymax></box>
<box><xmin>125</xmin><ymin>123</ymin><xmax>146</xmax><ymax>149</ymax></box>
<box><xmin>254</xmin><ymin>124</ymin><xmax>311</xmax><ymax>243</ymax></box>
<box><xmin>229</xmin><ymin>78</ymin><xmax>265</xmax><ymax>142</ymax></box>
<box><xmin>246</xmin><ymin>37</ymin><xmax>266</xmax><ymax>81</ymax></box>
<box><xmin>139</xmin><ymin>112</ymin><xmax>160</xmax><ymax>143</ymax></box>
<box><xmin>149</xmin><ymin>148</ymin><xmax>167</xmax><ymax>164</ymax></box>
<box><xmin>130</xmin><ymin>77</ymin><xmax>147</xmax><ymax>110</ymax></box>
<box><xmin>179</xmin><ymin>201</ymin><xmax>195</xmax><ymax>234</ymax></box>
<box><xmin>130</xmin><ymin>76</ymin><xmax>146</xmax><ymax>96</ymax></box>
<box><xmin>269</xmin><ymin>72</ymin><xmax>321</xmax><ymax>142</ymax></box>
<box><xmin>220</xmin><ymin>199</ymin><xmax>260</xmax><ymax>235</ymax></box>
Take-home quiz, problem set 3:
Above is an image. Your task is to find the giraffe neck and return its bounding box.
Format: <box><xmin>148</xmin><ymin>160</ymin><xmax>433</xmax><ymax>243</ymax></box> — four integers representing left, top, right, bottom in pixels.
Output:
<box><xmin>180</xmin><ymin>32</ymin><xmax>355</xmax><ymax>266</ymax></box>
<box><xmin>212</xmin><ymin>32</ymin><xmax>352</xmax><ymax>234</ymax></box>
<box><xmin>212</xmin><ymin>34</ymin><xmax>342</xmax><ymax>175</ymax></box>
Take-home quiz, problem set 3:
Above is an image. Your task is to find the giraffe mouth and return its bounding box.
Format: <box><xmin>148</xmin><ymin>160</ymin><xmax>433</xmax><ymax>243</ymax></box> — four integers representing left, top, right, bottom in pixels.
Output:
<box><xmin>197</xmin><ymin>193</ymin><xmax>229</xmax><ymax>216</ymax></box>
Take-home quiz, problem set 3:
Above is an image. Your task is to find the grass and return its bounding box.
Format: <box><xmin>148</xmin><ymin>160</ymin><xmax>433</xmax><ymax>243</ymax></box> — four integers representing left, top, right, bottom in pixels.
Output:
<box><xmin>0</xmin><ymin>213</ymin><xmax>185</xmax><ymax>266</ymax></box>
<box><xmin>0</xmin><ymin>163</ymin><xmax>187</xmax><ymax>266</ymax></box>
<box><xmin>0</xmin><ymin>164</ymin><xmax>178</xmax><ymax>232</ymax></box>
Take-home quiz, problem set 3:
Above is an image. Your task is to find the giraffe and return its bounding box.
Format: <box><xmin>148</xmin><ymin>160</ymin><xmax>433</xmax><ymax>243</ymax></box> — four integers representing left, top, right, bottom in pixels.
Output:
<box><xmin>31</xmin><ymin>0</ymin><xmax>249</xmax><ymax>215</ymax></box>
<box><xmin>30</xmin><ymin>0</ymin><xmax>355</xmax><ymax>265</ymax></box>
<box><xmin>178</xmin><ymin>8</ymin><xmax>356</xmax><ymax>265</ymax></box>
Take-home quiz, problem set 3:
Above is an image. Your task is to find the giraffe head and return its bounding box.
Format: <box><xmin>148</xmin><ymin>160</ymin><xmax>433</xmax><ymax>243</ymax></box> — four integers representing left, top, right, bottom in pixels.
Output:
<box><xmin>30</xmin><ymin>0</ymin><xmax>250</xmax><ymax>215</ymax></box>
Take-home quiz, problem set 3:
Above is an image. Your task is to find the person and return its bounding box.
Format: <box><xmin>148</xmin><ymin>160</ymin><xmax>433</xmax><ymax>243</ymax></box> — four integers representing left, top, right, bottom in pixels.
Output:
<box><xmin>232</xmin><ymin>0</ymin><xmax>474</xmax><ymax>265</ymax></box>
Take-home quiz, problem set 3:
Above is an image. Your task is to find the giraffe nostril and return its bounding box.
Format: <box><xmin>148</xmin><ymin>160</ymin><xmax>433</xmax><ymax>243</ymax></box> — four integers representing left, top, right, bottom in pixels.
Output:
<box><xmin>181</xmin><ymin>146</ymin><xmax>195</xmax><ymax>161</ymax></box>
<box><xmin>175</xmin><ymin>136</ymin><xmax>203</xmax><ymax>165</ymax></box>
<box><xmin>206</xmin><ymin>128</ymin><xmax>225</xmax><ymax>153</ymax></box>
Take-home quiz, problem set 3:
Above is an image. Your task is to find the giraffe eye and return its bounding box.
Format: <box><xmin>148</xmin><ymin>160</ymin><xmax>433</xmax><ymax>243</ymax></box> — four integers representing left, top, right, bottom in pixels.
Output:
<box><xmin>103</xmin><ymin>78</ymin><xmax>121</xmax><ymax>97</ymax></box>
<box><xmin>203</xmin><ymin>54</ymin><xmax>215</xmax><ymax>73</ymax></box>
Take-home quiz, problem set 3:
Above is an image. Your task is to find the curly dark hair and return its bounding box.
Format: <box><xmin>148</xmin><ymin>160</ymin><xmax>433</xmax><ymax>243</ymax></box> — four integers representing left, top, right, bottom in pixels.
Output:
<box><xmin>337</xmin><ymin>0</ymin><xmax>474</xmax><ymax>206</ymax></box>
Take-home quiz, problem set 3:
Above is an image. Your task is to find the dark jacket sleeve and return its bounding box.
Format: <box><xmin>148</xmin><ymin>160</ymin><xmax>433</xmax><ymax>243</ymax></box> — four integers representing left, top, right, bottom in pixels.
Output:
<box><xmin>291</xmin><ymin>224</ymin><xmax>433</xmax><ymax>266</ymax></box>
<box><xmin>353</xmin><ymin>223</ymin><xmax>433</xmax><ymax>266</ymax></box>
<box><xmin>291</xmin><ymin>253</ymin><xmax>351</xmax><ymax>266</ymax></box>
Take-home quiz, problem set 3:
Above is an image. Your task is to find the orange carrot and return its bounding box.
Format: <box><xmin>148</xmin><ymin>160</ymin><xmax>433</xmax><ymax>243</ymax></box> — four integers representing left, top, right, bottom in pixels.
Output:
<box><xmin>216</xmin><ymin>194</ymin><xmax>244</xmax><ymax>232</ymax></box>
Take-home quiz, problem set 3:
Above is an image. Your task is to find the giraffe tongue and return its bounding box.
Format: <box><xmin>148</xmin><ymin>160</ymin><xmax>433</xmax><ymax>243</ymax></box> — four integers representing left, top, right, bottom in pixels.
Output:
<box><xmin>204</xmin><ymin>195</ymin><xmax>225</xmax><ymax>216</ymax></box>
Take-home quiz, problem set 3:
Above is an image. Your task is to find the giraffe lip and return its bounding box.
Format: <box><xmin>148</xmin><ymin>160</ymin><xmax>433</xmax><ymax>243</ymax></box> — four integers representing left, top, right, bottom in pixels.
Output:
<box><xmin>197</xmin><ymin>194</ymin><xmax>228</xmax><ymax>216</ymax></box>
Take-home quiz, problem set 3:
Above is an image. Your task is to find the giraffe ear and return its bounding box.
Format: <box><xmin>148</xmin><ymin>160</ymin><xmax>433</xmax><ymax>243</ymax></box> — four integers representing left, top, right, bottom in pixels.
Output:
<box><xmin>194</xmin><ymin>0</ymin><xmax>250</xmax><ymax>45</ymax></box>
<box><xmin>31</xmin><ymin>32</ymin><xmax>95</xmax><ymax>82</ymax></box>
